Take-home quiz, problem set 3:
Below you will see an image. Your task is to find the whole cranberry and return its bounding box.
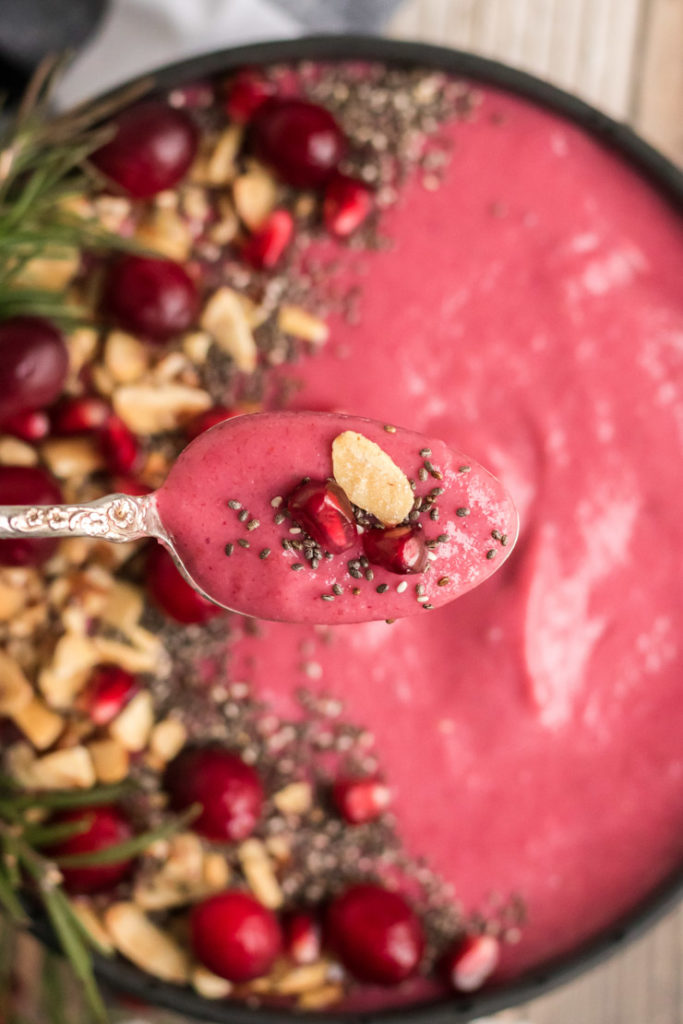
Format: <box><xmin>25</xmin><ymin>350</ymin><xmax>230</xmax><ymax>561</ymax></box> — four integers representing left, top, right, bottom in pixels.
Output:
<box><xmin>164</xmin><ymin>747</ymin><xmax>263</xmax><ymax>842</ymax></box>
<box><xmin>0</xmin><ymin>409</ymin><xmax>50</xmax><ymax>442</ymax></box>
<box><xmin>0</xmin><ymin>465</ymin><xmax>62</xmax><ymax>567</ymax></box>
<box><xmin>48</xmin><ymin>806</ymin><xmax>134</xmax><ymax>894</ymax></box>
<box><xmin>225</xmin><ymin>70</ymin><xmax>274</xmax><ymax>122</ymax></box>
<box><xmin>362</xmin><ymin>524</ymin><xmax>428</xmax><ymax>575</ymax></box>
<box><xmin>91</xmin><ymin>101</ymin><xmax>198</xmax><ymax>198</ymax></box>
<box><xmin>284</xmin><ymin>911</ymin><xmax>321</xmax><ymax>965</ymax></box>
<box><xmin>80</xmin><ymin>665</ymin><xmax>139</xmax><ymax>726</ymax></box>
<box><xmin>327</xmin><ymin>883</ymin><xmax>425</xmax><ymax>985</ymax></box>
<box><xmin>286</xmin><ymin>479</ymin><xmax>357</xmax><ymax>554</ymax></box>
<box><xmin>146</xmin><ymin>545</ymin><xmax>222</xmax><ymax>624</ymax></box>
<box><xmin>103</xmin><ymin>255</ymin><xmax>199</xmax><ymax>342</ymax></box>
<box><xmin>191</xmin><ymin>891</ymin><xmax>282</xmax><ymax>982</ymax></box>
<box><xmin>250</xmin><ymin>99</ymin><xmax>347</xmax><ymax>188</ymax></box>
<box><xmin>99</xmin><ymin>415</ymin><xmax>140</xmax><ymax>475</ymax></box>
<box><xmin>332</xmin><ymin>776</ymin><xmax>391</xmax><ymax>825</ymax></box>
<box><xmin>51</xmin><ymin>396</ymin><xmax>112</xmax><ymax>435</ymax></box>
<box><xmin>0</xmin><ymin>317</ymin><xmax>68</xmax><ymax>421</ymax></box>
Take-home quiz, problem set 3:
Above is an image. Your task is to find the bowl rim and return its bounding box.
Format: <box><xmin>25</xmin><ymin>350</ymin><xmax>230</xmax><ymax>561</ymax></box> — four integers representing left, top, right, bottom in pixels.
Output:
<box><xmin>70</xmin><ymin>32</ymin><xmax>683</xmax><ymax>1024</ymax></box>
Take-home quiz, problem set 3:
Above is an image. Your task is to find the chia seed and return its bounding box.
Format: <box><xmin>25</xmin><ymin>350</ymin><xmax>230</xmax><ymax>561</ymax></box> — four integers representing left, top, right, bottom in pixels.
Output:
<box><xmin>376</xmin><ymin>583</ymin><xmax>389</xmax><ymax>593</ymax></box>
<box><xmin>456</xmin><ymin>507</ymin><xmax>470</xmax><ymax>517</ymax></box>
<box><xmin>486</xmin><ymin>549</ymin><xmax>497</xmax><ymax>559</ymax></box>
<box><xmin>291</xmin><ymin>563</ymin><xmax>304</xmax><ymax>572</ymax></box>
<box><xmin>224</xmin><ymin>543</ymin><xmax>234</xmax><ymax>557</ymax></box>
<box><xmin>419</xmin><ymin>448</ymin><xmax>431</xmax><ymax>457</ymax></box>
<box><xmin>227</xmin><ymin>500</ymin><xmax>241</xmax><ymax>510</ymax></box>
<box><xmin>237</xmin><ymin>538</ymin><xmax>250</xmax><ymax>549</ymax></box>
<box><xmin>238</xmin><ymin>509</ymin><xmax>249</xmax><ymax>523</ymax></box>
<box><xmin>247</xmin><ymin>519</ymin><xmax>260</xmax><ymax>531</ymax></box>
<box><xmin>332</xmin><ymin>584</ymin><xmax>343</xmax><ymax>596</ymax></box>
<box><xmin>274</xmin><ymin>512</ymin><xmax>286</xmax><ymax>525</ymax></box>
<box><xmin>384</xmin><ymin>424</ymin><xmax>397</xmax><ymax>433</ymax></box>
<box><xmin>321</xmin><ymin>594</ymin><xmax>335</xmax><ymax>602</ymax></box>
<box><xmin>259</xmin><ymin>548</ymin><xmax>271</xmax><ymax>559</ymax></box>
<box><xmin>365</xmin><ymin>568</ymin><xmax>374</xmax><ymax>581</ymax></box>
<box><xmin>437</xmin><ymin>576</ymin><xmax>450</xmax><ymax>587</ymax></box>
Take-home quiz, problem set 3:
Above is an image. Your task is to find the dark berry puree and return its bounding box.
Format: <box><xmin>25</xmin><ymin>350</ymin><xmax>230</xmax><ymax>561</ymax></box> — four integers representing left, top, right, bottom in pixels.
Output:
<box><xmin>227</xmin><ymin>80</ymin><xmax>683</xmax><ymax>1000</ymax></box>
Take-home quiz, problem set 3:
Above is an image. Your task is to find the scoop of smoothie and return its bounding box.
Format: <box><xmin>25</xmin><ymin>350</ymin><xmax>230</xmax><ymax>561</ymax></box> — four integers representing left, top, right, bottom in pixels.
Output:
<box><xmin>154</xmin><ymin>411</ymin><xmax>518</xmax><ymax>623</ymax></box>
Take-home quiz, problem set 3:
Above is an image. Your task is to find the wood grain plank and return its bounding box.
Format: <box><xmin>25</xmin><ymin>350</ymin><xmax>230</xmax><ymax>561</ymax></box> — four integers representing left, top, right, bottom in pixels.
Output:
<box><xmin>633</xmin><ymin>0</ymin><xmax>683</xmax><ymax>164</ymax></box>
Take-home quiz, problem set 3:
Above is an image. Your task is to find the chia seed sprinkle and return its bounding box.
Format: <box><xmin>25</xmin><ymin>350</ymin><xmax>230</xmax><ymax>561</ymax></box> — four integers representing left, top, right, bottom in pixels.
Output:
<box><xmin>365</xmin><ymin>568</ymin><xmax>375</xmax><ymax>581</ymax></box>
<box><xmin>437</xmin><ymin>534</ymin><xmax>449</xmax><ymax>543</ymax></box>
<box><xmin>491</xmin><ymin>529</ymin><xmax>501</xmax><ymax>540</ymax></box>
<box><xmin>486</xmin><ymin>549</ymin><xmax>497</xmax><ymax>559</ymax></box>
<box><xmin>430</xmin><ymin>487</ymin><xmax>445</xmax><ymax>498</ymax></box>
<box><xmin>459</xmin><ymin>465</ymin><xmax>471</xmax><ymax>473</ymax></box>
<box><xmin>419</xmin><ymin>447</ymin><xmax>432</xmax><ymax>457</ymax></box>
<box><xmin>247</xmin><ymin>519</ymin><xmax>260</xmax><ymax>531</ymax></box>
<box><xmin>238</xmin><ymin>509</ymin><xmax>249</xmax><ymax>523</ymax></box>
<box><xmin>437</xmin><ymin>576</ymin><xmax>450</xmax><ymax>587</ymax></box>
<box><xmin>429</xmin><ymin>508</ymin><xmax>440</xmax><ymax>521</ymax></box>
<box><xmin>352</xmin><ymin>587</ymin><xmax>361</xmax><ymax>596</ymax></box>
<box><xmin>321</xmin><ymin>594</ymin><xmax>335</xmax><ymax>602</ymax></box>
<box><xmin>289</xmin><ymin>527</ymin><xmax>302</xmax><ymax>535</ymax></box>
<box><xmin>227</xmin><ymin>500</ymin><xmax>241</xmax><ymax>510</ymax></box>
<box><xmin>456</xmin><ymin>507</ymin><xmax>470</xmax><ymax>517</ymax></box>
<box><xmin>501</xmin><ymin>534</ymin><xmax>509</xmax><ymax>546</ymax></box>
<box><xmin>332</xmin><ymin>584</ymin><xmax>343</xmax><ymax>596</ymax></box>
<box><xmin>271</xmin><ymin>496</ymin><xmax>283</xmax><ymax>508</ymax></box>
<box><xmin>384</xmin><ymin>424</ymin><xmax>397</xmax><ymax>433</ymax></box>
<box><xmin>291</xmin><ymin>563</ymin><xmax>304</xmax><ymax>572</ymax></box>
<box><xmin>418</xmin><ymin>467</ymin><xmax>428</xmax><ymax>482</ymax></box>
<box><xmin>273</xmin><ymin>512</ymin><xmax>286</xmax><ymax>525</ymax></box>
<box><xmin>259</xmin><ymin>548</ymin><xmax>271</xmax><ymax>559</ymax></box>
<box><xmin>224</xmin><ymin>543</ymin><xmax>234</xmax><ymax>556</ymax></box>
<box><xmin>425</xmin><ymin>461</ymin><xmax>443</xmax><ymax>480</ymax></box>
<box><xmin>423</xmin><ymin>603</ymin><xmax>434</xmax><ymax>610</ymax></box>
<box><xmin>237</xmin><ymin>538</ymin><xmax>250</xmax><ymax>549</ymax></box>
<box><xmin>416</xmin><ymin>584</ymin><xmax>426</xmax><ymax>596</ymax></box>
<box><xmin>376</xmin><ymin>583</ymin><xmax>389</xmax><ymax>593</ymax></box>
<box><xmin>397</xmin><ymin>581</ymin><xmax>408</xmax><ymax>593</ymax></box>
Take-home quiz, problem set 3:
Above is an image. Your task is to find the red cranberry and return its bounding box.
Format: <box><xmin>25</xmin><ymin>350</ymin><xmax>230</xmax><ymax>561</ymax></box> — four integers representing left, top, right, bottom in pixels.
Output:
<box><xmin>91</xmin><ymin>101</ymin><xmax>198</xmax><ymax>198</ymax></box>
<box><xmin>250</xmin><ymin>99</ymin><xmax>347</xmax><ymax>188</ymax></box>
<box><xmin>332</xmin><ymin>777</ymin><xmax>391</xmax><ymax>825</ymax></box>
<box><xmin>48</xmin><ymin>806</ymin><xmax>134</xmax><ymax>895</ymax></box>
<box><xmin>323</xmin><ymin>174</ymin><xmax>372</xmax><ymax>237</ymax></box>
<box><xmin>0</xmin><ymin>317</ymin><xmax>68</xmax><ymax>421</ymax></box>
<box><xmin>146</xmin><ymin>545</ymin><xmax>222</xmax><ymax>624</ymax></box>
<box><xmin>442</xmin><ymin>934</ymin><xmax>500</xmax><ymax>992</ymax></box>
<box><xmin>225</xmin><ymin>70</ymin><xmax>274</xmax><ymax>122</ymax></box>
<box><xmin>191</xmin><ymin>891</ymin><xmax>282</xmax><ymax>982</ymax></box>
<box><xmin>284</xmin><ymin>911</ymin><xmax>321</xmax><ymax>965</ymax></box>
<box><xmin>103</xmin><ymin>255</ymin><xmax>199</xmax><ymax>342</ymax></box>
<box><xmin>51</xmin><ymin>396</ymin><xmax>112</xmax><ymax>435</ymax></box>
<box><xmin>286</xmin><ymin>479</ymin><xmax>357</xmax><ymax>554</ymax></box>
<box><xmin>99</xmin><ymin>415</ymin><xmax>140</xmax><ymax>475</ymax></box>
<box><xmin>185</xmin><ymin>405</ymin><xmax>240</xmax><ymax>441</ymax></box>
<box><xmin>0</xmin><ymin>409</ymin><xmax>50</xmax><ymax>441</ymax></box>
<box><xmin>0</xmin><ymin>465</ymin><xmax>62</xmax><ymax>567</ymax></box>
<box><xmin>327</xmin><ymin>883</ymin><xmax>425</xmax><ymax>985</ymax></box>
<box><xmin>362</xmin><ymin>524</ymin><xmax>428</xmax><ymax>575</ymax></box>
<box><xmin>164</xmin><ymin>747</ymin><xmax>263</xmax><ymax>842</ymax></box>
<box><xmin>241</xmin><ymin>209</ymin><xmax>293</xmax><ymax>269</ymax></box>
<box><xmin>80</xmin><ymin>665</ymin><xmax>139</xmax><ymax>726</ymax></box>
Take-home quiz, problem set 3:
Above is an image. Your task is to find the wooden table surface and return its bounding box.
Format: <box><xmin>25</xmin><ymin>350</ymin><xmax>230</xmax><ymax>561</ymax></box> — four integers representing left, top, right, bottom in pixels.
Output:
<box><xmin>389</xmin><ymin>2</ymin><xmax>683</xmax><ymax>1022</ymax></box>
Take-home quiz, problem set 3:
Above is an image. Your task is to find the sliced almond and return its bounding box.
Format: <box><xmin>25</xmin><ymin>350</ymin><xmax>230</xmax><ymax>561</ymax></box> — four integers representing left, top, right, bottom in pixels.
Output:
<box><xmin>265</xmin><ymin>835</ymin><xmax>291</xmax><ymax>864</ymax></box>
<box><xmin>136</xmin><ymin>208</ymin><xmax>192</xmax><ymax>262</ymax></box>
<box><xmin>92</xmin><ymin>635</ymin><xmax>161</xmax><ymax>674</ymax></box>
<box><xmin>0</xmin><ymin>650</ymin><xmax>33</xmax><ymax>715</ymax></box>
<box><xmin>66</xmin><ymin>327</ymin><xmax>99</xmax><ymax>377</ymax></box>
<box><xmin>41</xmin><ymin>437</ymin><xmax>104</xmax><ymax>480</ymax></box>
<box><xmin>134</xmin><ymin>833</ymin><xmax>205</xmax><ymax>909</ymax></box>
<box><xmin>13</xmin><ymin>252</ymin><xmax>79</xmax><ymax>291</ymax></box>
<box><xmin>208</xmin><ymin>195</ymin><xmax>239</xmax><ymax>246</ymax></box>
<box><xmin>233</xmin><ymin>163</ymin><xmax>278</xmax><ymax>230</ymax></box>
<box><xmin>277</xmin><ymin>305</ymin><xmax>329</xmax><ymax>346</ymax></box>
<box><xmin>200</xmin><ymin>287</ymin><xmax>257</xmax><ymax>374</ymax></box>
<box><xmin>274</xmin><ymin>961</ymin><xmax>332</xmax><ymax>996</ymax></box>
<box><xmin>113</xmin><ymin>383</ymin><xmax>211</xmax><ymax>435</ymax></box>
<box><xmin>104</xmin><ymin>903</ymin><xmax>190</xmax><ymax>983</ymax></box>
<box><xmin>109</xmin><ymin>690</ymin><xmax>154</xmax><ymax>752</ymax></box>
<box><xmin>103</xmin><ymin>331</ymin><xmax>149</xmax><ymax>384</ymax></box>
<box><xmin>0</xmin><ymin>574</ymin><xmax>27</xmax><ymax>621</ymax></box>
<box><xmin>0</xmin><ymin>436</ymin><xmax>39</xmax><ymax>467</ymax></box>
<box><xmin>273</xmin><ymin>781</ymin><xmax>312</xmax><ymax>816</ymax></box>
<box><xmin>31</xmin><ymin>745</ymin><xmax>96</xmax><ymax>789</ymax></box>
<box><xmin>238</xmin><ymin>839</ymin><xmax>283</xmax><ymax>910</ymax></box>
<box><xmin>87</xmin><ymin>738</ymin><xmax>130</xmax><ymax>784</ymax></box>
<box><xmin>92</xmin><ymin>195</ymin><xmax>133</xmax><ymax>233</ymax></box>
<box><xmin>205</xmin><ymin>125</ymin><xmax>243</xmax><ymax>185</ymax></box>
<box><xmin>297</xmin><ymin>983</ymin><xmax>344</xmax><ymax>1010</ymax></box>
<box><xmin>149</xmin><ymin>717</ymin><xmax>187</xmax><ymax>764</ymax></box>
<box><xmin>71</xmin><ymin>899</ymin><xmax>114</xmax><ymax>955</ymax></box>
<box><xmin>202</xmin><ymin>852</ymin><xmax>231</xmax><ymax>892</ymax></box>
<box><xmin>39</xmin><ymin>632</ymin><xmax>98</xmax><ymax>707</ymax></box>
<box><xmin>90</xmin><ymin>363</ymin><xmax>116</xmax><ymax>398</ymax></box>
<box><xmin>181</xmin><ymin>186</ymin><xmax>211</xmax><ymax>223</ymax></box>
<box><xmin>12</xmin><ymin>697</ymin><xmax>64</xmax><ymax>750</ymax></box>
<box><xmin>192</xmin><ymin>965</ymin><xmax>233</xmax><ymax>1000</ymax></box>
<box><xmin>182</xmin><ymin>330</ymin><xmax>212</xmax><ymax>364</ymax></box>
<box><xmin>5</xmin><ymin>743</ymin><xmax>39</xmax><ymax>787</ymax></box>
<box><xmin>100</xmin><ymin>580</ymin><xmax>143</xmax><ymax>636</ymax></box>
<box><xmin>332</xmin><ymin>431</ymin><xmax>414</xmax><ymax>527</ymax></box>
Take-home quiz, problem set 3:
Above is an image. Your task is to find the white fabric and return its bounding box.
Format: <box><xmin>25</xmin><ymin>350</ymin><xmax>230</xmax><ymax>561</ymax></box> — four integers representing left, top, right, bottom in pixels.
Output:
<box><xmin>56</xmin><ymin>0</ymin><xmax>302</xmax><ymax>108</ymax></box>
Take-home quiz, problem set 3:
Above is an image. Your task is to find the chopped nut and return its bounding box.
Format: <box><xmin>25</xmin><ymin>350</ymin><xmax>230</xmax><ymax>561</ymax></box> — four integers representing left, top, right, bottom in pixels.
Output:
<box><xmin>31</xmin><ymin>745</ymin><xmax>96</xmax><ymax>789</ymax></box>
<box><xmin>104</xmin><ymin>903</ymin><xmax>190</xmax><ymax>984</ymax></box>
<box><xmin>191</xmin><ymin>126</ymin><xmax>243</xmax><ymax>186</ymax></box>
<box><xmin>0</xmin><ymin>436</ymin><xmax>39</xmax><ymax>467</ymax></box>
<box><xmin>134</xmin><ymin>833</ymin><xmax>204</xmax><ymax>909</ymax></box>
<box><xmin>5</xmin><ymin>743</ymin><xmax>40</xmax><ymax>787</ymax></box>
<box><xmin>181</xmin><ymin>186</ymin><xmax>211</xmax><ymax>223</ymax></box>
<box><xmin>41</xmin><ymin>437</ymin><xmax>104</xmax><ymax>480</ymax></box>
<box><xmin>278</xmin><ymin>306</ymin><xmax>329</xmax><ymax>346</ymax></box>
<box><xmin>109</xmin><ymin>691</ymin><xmax>154</xmax><ymax>752</ymax></box>
<box><xmin>71</xmin><ymin>899</ymin><xmax>114</xmax><ymax>954</ymax></box>
<box><xmin>136</xmin><ymin>208</ymin><xmax>192</xmax><ymax>262</ymax></box>
<box><xmin>113</xmin><ymin>383</ymin><xmax>211</xmax><ymax>435</ymax></box>
<box><xmin>0</xmin><ymin>650</ymin><xmax>33</xmax><ymax>715</ymax></box>
<box><xmin>38</xmin><ymin>632</ymin><xmax>98</xmax><ymax>707</ymax></box>
<box><xmin>297</xmin><ymin>983</ymin><xmax>344</xmax><ymax>1010</ymax></box>
<box><xmin>12</xmin><ymin>697</ymin><xmax>64</xmax><ymax>750</ymax></box>
<box><xmin>92</xmin><ymin>195</ymin><xmax>133</xmax><ymax>233</ymax></box>
<box><xmin>13</xmin><ymin>252</ymin><xmax>79</xmax><ymax>291</ymax></box>
<box><xmin>65</xmin><ymin>327</ymin><xmax>98</xmax><ymax>376</ymax></box>
<box><xmin>233</xmin><ymin>163</ymin><xmax>278</xmax><ymax>230</ymax></box>
<box><xmin>100</xmin><ymin>581</ymin><xmax>143</xmax><ymax>635</ymax></box>
<box><xmin>150</xmin><ymin>717</ymin><xmax>187</xmax><ymax>764</ymax></box>
<box><xmin>202</xmin><ymin>853</ymin><xmax>231</xmax><ymax>891</ymax></box>
<box><xmin>274</xmin><ymin>961</ymin><xmax>332</xmax><ymax>996</ymax></box>
<box><xmin>200</xmin><ymin>287</ymin><xmax>257</xmax><ymax>374</ymax></box>
<box><xmin>182</xmin><ymin>331</ymin><xmax>212</xmax><ymax>364</ymax></box>
<box><xmin>332</xmin><ymin>431</ymin><xmax>415</xmax><ymax>526</ymax></box>
<box><xmin>151</xmin><ymin>351</ymin><xmax>193</xmax><ymax>383</ymax></box>
<box><xmin>208</xmin><ymin>196</ymin><xmax>239</xmax><ymax>246</ymax></box>
<box><xmin>0</xmin><ymin>574</ymin><xmax>27</xmax><ymax>621</ymax></box>
<box><xmin>238</xmin><ymin>839</ymin><xmax>283</xmax><ymax>909</ymax></box>
<box><xmin>192</xmin><ymin>965</ymin><xmax>233</xmax><ymax>1000</ymax></box>
<box><xmin>273</xmin><ymin>781</ymin><xmax>312</xmax><ymax>816</ymax></box>
<box><xmin>265</xmin><ymin>835</ymin><xmax>291</xmax><ymax>864</ymax></box>
<box><xmin>87</xmin><ymin>738</ymin><xmax>130</xmax><ymax>783</ymax></box>
<box><xmin>103</xmin><ymin>331</ymin><xmax>149</xmax><ymax>384</ymax></box>
<box><xmin>92</xmin><ymin>634</ymin><xmax>161</xmax><ymax>674</ymax></box>
<box><xmin>90</xmin><ymin>364</ymin><xmax>116</xmax><ymax>397</ymax></box>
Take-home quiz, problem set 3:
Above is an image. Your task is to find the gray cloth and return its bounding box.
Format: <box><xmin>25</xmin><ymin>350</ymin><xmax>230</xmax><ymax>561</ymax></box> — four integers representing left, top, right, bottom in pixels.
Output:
<box><xmin>274</xmin><ymin>0</ymin><xmax>404</xmax><ymax>31</ymax></box>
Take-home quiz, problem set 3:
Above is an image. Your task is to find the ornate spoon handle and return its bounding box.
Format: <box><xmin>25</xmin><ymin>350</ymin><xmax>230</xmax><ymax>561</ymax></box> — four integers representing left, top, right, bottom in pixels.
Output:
<box><xmin>0</xmin><ymin>493</ymin><xmax>162</xmax><ymax>543</ymax></box>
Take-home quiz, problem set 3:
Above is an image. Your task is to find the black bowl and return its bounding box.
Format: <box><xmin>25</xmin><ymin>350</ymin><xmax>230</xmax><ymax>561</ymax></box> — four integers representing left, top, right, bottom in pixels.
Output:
<box><xmin>62</xmin><ymin>34</ymin><xmax>683</xmax><ymax>1024</ymax></box>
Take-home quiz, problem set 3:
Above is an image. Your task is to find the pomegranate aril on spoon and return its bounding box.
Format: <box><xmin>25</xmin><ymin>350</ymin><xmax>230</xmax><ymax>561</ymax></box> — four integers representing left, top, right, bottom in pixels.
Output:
<box><xmin>362</xmin><ymin>524</ymin><xmax>428</xmax><ymax>575</ymax></box>
<box><xmin>0</xmin><ymin>316</ymin><xmax>68</xmax><ymax>421</ymax></box>
<box><xmin>103</xmin><ymin>255</ymin><xmax>199</xmax><ymax>342</ymax></box>
<box><xmin>249</xmin><ymin>99</ymin><xmax>347</xmax><ymax>188</ymax></box>
<box><xmin>287</xmin><ymin>478</ymin><xmax>357</xmax><ymax>554</ymax></box>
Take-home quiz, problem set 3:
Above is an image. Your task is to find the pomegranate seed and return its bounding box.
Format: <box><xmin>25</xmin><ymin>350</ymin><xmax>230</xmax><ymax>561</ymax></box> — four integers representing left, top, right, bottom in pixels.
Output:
<box><xmin>80</xmin><ymin>665</ymin><xmax>138</xmax><ymax>726</ymax></box>
<box><xmin>168</xmin><ymin>80</ymin><xmax>215</xmax><ymax>110</ymax></box>
<box><xmin>0</xmin><ymin>465</ymin><xmax>62</xmax><ymax>566</ymax></box>
<box><xmin>91</xmin><ymin>101</ymin><xmax>199</xmax><ymax>198</ymax></box>
<box><xmin>284</xmin><ymin>912</ymin><xmax>321</xmax><ymax>965</ymax></box>
<box><xmin>442</xmin><ymin>934</ymin><xmax>500</xmax><ymax>992</ymax></box>
<box><xmin>111</xmin><ymin>475</ymin><xmax>153</xmax><ymax>496</ymax></box>
<box><xmin>323</xmin><ymin>174</ymin><xmax>372</xmax><ymax>237</ymax></box>
<box><xmin>0</xmin><ymin>317</ymin><xmax>68</xmax><ymax>421</ymax></box>
<box><xmin>241</xmin><ymin>209</ymin><xmax>293</xmax><ymax>269</ymax></box>
<box><xmin>250</xmin><ymin>98</ymin><xmax>347</xmax><ymax>188</ymax></box>
<box><xmin>327</xmin><ymin>883</ymin><xmax>425</xmax><ymax>985</ymax></box>
<box><xmin>51</xmin><ymin>396</ymin><xmax>112</xmax><ymax>435</ymax></box>
<box><xmin>185</xmin><ymin>405</ymin><xmax>240</xmax><ymax>440</ymax></box>
<box><xmin>103</xmin><ymin>255</ymin><xmax>199</xmax><ymax>342</ymax></box>
<box><xmin>332</xmin><ymin>777</ymin><xmax>391</xmax><ymax>825</ymax></box>
<box><xmin>146</xmin><ymin>545</ymin><xmax>222</xmax><ymax>625</ymax></box>
<box><xmin>0</xmin><ymin>409</ymin><xmax>50</xmax><ymax>441</ymax></box>
<box><xmin>191</xmin><ymin>891</ymin><xmax>282</xmax><ymax>982</ymax></box>
<box><xmin>362</xmin><ymin>524</ymin><xmax>428</xmax><ymax>575</ymax></box>
<box><xmin>164</xmin><ymin>747</ymin><xmax>263</xmax><ymax>842</ymax></box>
<box><xmin>99</xmin><ymin>415</ymin><xmax>140</xmax><ymax>475</ymax></box>
<box><xmin>286</xmin><ymin>479</ymin><xmax>357</xmax><ymax>554</ymax></box>
<box><xmin>225</xmin><ymin>70</ymin><xmax>274</xmax><ymax>122</ymax></box>
<box><xmin>47</xmin><ymin>806</ymin><xmax>134</xmax><ymax>895</ymax></box>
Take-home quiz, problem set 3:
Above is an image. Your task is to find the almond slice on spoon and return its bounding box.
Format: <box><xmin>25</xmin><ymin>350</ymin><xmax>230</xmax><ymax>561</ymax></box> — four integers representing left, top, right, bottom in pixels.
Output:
<box><xmin>332</xmin><ymin>431</ymin><xmax>414</xmax><ymax>526</ymax></box>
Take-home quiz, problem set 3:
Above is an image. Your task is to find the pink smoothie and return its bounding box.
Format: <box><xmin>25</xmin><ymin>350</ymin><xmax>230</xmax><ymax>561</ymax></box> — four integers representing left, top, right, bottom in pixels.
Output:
<box><xmin>223</xmin><ymin>82</ymin><xmax>683</xmax><ymax>1002</ymax></box>
<box><xmin>156</xmin><ymin>412</ymin><xmax>518</xmax><ymax>623</ymax></box>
